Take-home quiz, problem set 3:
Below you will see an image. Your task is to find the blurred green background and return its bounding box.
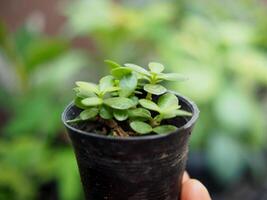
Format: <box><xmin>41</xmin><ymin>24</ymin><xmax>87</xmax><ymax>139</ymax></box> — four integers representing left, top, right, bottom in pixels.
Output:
<box><xmin>0</xmin><ymin>0</ymin><xmax>267</xmax><ymax>199</ymax></box>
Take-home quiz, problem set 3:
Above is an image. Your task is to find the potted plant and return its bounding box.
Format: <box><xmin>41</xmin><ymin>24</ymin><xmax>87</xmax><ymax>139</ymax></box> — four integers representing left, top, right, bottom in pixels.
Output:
<box><xmin>62</xmin><ymin>60</ymin><xmax>199</xmax><ymax>200</ymax></box>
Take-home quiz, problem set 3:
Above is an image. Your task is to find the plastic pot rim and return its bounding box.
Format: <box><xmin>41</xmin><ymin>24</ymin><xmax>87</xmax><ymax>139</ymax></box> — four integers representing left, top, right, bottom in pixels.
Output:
<box><xmin>62</xmin><ymin>91</ymin><xmax>199</xmax><ymax>141</ymax></box>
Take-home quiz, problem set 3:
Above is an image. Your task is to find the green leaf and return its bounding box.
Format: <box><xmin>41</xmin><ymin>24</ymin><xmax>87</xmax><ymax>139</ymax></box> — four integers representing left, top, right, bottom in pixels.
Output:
<box><xmin>174</xmin><ymin>109</ymin><xmax>192</xmax><ymax>117</ymax></box>
<box><xmin>124</xmin><ymin>63</ymin><xmax>150</xmax><ymax>76</ymax></box>
<box><xmin>104</xmin><ymin>59</ymin><xmax>121</xmax><ymax>70</ymax></box>
<box><xmin>130</xmin><ymin>96</ymin><xmax>139</xmax><ymax>105</ymax></box>
<box><xmin>104</xmin><ymin>97</ymin><xmax>135</xmax><ymax>110</ymax></box>
<box><xmin>158</xmin><ymin>93</ymin><xmax>179</xmax><ymax>111</ymax></box>
<box><xmin>130</xmin><ymin>121</ymin><xmax>153</xmax><ymax>134</ymax></box>
<box><xmin>74</xmin><ymin>87</ymin><xmax>96</xmax><ymax>98</ymax></box>
<box><xmin>158</xmin><ymin>73</ymin><xmax>188</xmax><ymax>81</ymax></box>
<box><xmin>119</xmin><ymin>74</ymin><xmax>138</xmax><ymax>97</ymax></box>
<box><xmin>103</xmin><ymin>87</ymin><xmax>120</xmax><ymax>93</ymax></box>
<box><xmin>139</xmin><ymin>99</ymin><xmax>160</xmax><ymax>112</ymax></box>
<box><xmin>144</xmin><ymin>84</ymin><xmax>167</xmax><ymax>95</ymax></box>
<box><xmin>99</xmin><ymin>75</ymin><xmax>114</xmax><ymax>93</ymax></box>
<box><xmin>113</xmin><ymin>110</ymin><xmax>128</xmax><ymax>121</ymax></box>
<box><xmin>111</xmin><ymin>67</ymin><xmax>132</xmax><ymax>79</ymax></box>
<box><xmin>148</xmin><ymin>62</ymin><xmax>164</xmax><ymax>73</ymax></box>
<box><xmin>99</xmin><ymin>106</ymin><xmax>113</xmax><ymax>119</ymax></box>
<box><xmin>128</xmin><ymin>108</ymin><xmax>151</xmax><ymax>119</ymax></box>
<box><xmin>75</xmin><ymin>81</ymin><xmax>99</xmax><ymax>94</ymax></box>
<box><xmin>81</xmin><ymin>97</ymin><xmax>103</xmax><ymax>106</ymax></box>
<box><xmin>80</xmin><ymin>108</ymin><xmax>99</xmax><ymax>120</ymax></box>
<box><xmin>74</xmin><ymin>97</ymin><xmax>87</xmax><ymax>109</ymax></box>
<box><xmin>153</xmin><ymin>125</ymin><xmax>177</xmax><ymax>134</ymax></box>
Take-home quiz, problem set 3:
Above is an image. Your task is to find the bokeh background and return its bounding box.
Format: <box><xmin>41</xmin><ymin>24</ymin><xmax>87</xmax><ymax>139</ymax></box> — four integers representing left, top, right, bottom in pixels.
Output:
<box><xmin>0</xmin><ymin>0</ymin><xmax>267</xmax><ymax>199</ymax></box>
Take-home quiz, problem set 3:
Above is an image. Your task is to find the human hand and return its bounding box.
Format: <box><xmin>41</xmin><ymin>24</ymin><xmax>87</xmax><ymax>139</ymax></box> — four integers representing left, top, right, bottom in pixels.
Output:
<box><xmin>181</xmin><ymin>172</ymin><xmax>211</xmax><ymax>200</ymax></box>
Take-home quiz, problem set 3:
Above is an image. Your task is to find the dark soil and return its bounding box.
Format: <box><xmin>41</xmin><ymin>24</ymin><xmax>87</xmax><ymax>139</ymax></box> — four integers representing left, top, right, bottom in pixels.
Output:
<box><xmin>71</xmin><ymin>116</ymin><xmax>188</xmax><ymax>137</ymax></box>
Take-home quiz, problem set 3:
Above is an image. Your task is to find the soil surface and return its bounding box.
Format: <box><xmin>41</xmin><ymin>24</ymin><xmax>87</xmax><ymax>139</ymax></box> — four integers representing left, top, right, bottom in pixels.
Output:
<box><xmin>71</xmin><ymin>116</ymin><xmax>188</xmax><ymax>137</ymax></box>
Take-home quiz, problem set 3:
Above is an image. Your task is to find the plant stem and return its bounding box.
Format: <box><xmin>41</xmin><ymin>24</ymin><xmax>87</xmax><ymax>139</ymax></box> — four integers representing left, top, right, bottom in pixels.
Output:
<box><xmin>146</xmin><ymin>92</ymin><xmax>152</xmax><ymax>100</ymax></box>
<box><xmin>98</xmin><ymin>117</ymin><xmax>129</xmax><ymax>137</ymax></box>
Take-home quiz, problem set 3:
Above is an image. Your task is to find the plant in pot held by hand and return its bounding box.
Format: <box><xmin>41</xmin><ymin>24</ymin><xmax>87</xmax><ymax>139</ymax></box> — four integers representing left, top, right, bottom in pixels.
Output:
<box><xmin>62</xmin><ymin>60</ymin><xmax>199</xmax><ymax>200</ymax></box>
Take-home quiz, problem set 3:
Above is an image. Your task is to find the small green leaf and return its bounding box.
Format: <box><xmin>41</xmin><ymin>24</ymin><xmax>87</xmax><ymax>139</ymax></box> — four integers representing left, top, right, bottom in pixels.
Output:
<box><xmin>81</xmin><ymin>97</ymin><xmax>103</xmax><ymax>106</ymax></box>
<box><xmin>160</xmin><ymin>112</ymin><xmax>176</xmax><ymax>119</ymax></box>
<box><xmin>103</xmin><ymin>87</ymin><xmax>120</xmax><ymax>93</ymax></box>
<box><xmin>113</xmin><ymin>110</ymin><xmax>128</xmax><ymax>121</ymax></box>
<box><xmin>111</xmin><ymin>67</ymin><xmax>132</xmax><ymax>79</ymax></box>
<box><xmin>158</xmin><ymin>93</ymin><xmax>179</xmax><ymax>111</ymax></box>
<box><xmin>75</xmin><ymin>81</ymin><xmax>99</xmax><ymax>94</ymax></box>
<box><xmin>158</xmin><ymin>73</ymin><xmax>188</xmax><ymax>81</ymax></box>
<box><xmin>99</xmin><ymin>106</ymin><xmax>113</xmax><ymax>119</ymax></box>
<box><xmin>74</xmin><ymin>97</ymin><xmax>87</xmax><ymax>109</ymax></box>
<box><xmin>130</xmin><ymin>121</ymin><xmax>153</xmax><ymax>134</ymax></box>
<box><xmin>174</xmin><ymin>109</ymin><xmax>192</xmax><ymax>117</ymax></box>
<box><xmin>119</xmin><ymin>74</ymin><xmax>138</xmax><ymax>97</ymax></box>
<box><xmin>104</xmin><ymin>97</ymin><xmax>135</xmax><ymax>110</ymax></box>
<box><xmin>139</xmin><ymin>99</ymin><xmax>160</xmax><ymax>112</ymax></box>
<box><xmin>153</xmin><ymin>125</ymin><xmax>177</xmax><ymax>134</ymax></box>
<box><xmin>144</xmin><ymin>84</ymin><xmax>167</xmax><ymax>95</ymax></box>
<box><xmin>80</xmin><ymin>108</ymin><xmax>99</xmax><ymax>120</ymax></box>
<box><xmin>148</xmin><ymin>62</ymin><xmax>164</xmax><ymax>73</ymax></box>
<box><xmin>99</xmin><ymin>75</ymin><xmax>114</xmax><ymax>93</ymax></box>
<box><xmin>130</xmin><ymin>96</ymin><xmax>139</xmax><ymax>106</ymax></box>
<box><xmin>124</xmin><ymin>63</ymin><xmax>150</xmax><ymax>76</ymax></box>
<box><xmin>128</xmin><ymin>108</ymin><xmax>151</xmax><ymax>119</ymax></box>
<box><xmin>74</xmin><ymin>87</ymin><xmax>96</xmax><ymax>98</ymax></box>
<box><xmin>104</xmin><ymin>59</ymin><xmax>121</xmax><ymax>69</ymax></box>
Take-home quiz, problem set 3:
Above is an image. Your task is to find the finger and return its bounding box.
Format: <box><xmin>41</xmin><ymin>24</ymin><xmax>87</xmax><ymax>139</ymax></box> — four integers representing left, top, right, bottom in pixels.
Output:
<box><xmin>182</xmin><ymin>172</ymin><xmax>190</xmax><ymax>184</ymax></box>
<box><xmin>181</xmin><ymin>179</ymin><xmax>211</xmax><ymax>200</ymax></box>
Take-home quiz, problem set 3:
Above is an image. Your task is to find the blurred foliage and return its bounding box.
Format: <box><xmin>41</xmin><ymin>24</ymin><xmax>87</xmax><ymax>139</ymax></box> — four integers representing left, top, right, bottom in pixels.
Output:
<box><xmin>1</xmin><ymin>0</ymin><xmax>267</xmax><ymax>199</ymax></box>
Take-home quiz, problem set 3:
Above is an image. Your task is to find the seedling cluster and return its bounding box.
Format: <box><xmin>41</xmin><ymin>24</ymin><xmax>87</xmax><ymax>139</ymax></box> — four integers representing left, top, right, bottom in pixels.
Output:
<box><xmin>68</xmin><ymin>60</ymin><xmax>191</xmax><ymax>136</ymax></box>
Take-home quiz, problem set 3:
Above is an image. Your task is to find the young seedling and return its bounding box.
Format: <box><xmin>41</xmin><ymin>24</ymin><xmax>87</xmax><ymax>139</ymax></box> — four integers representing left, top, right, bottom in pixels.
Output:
<box><xmin>68</xmin><ymin>60</ymin><xmax>191</xmax><ymax>137</ymax></box>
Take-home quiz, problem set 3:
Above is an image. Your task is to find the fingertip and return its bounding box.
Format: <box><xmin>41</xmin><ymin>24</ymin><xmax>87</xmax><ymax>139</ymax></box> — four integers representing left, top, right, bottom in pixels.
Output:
<box><xmin>181</xmin><ymin>179</ymin><xmax>211</xmax><ymax>200</ymax></box>
<box><xmin>182</xmin><ymin>172</ymin><xmax>190</xmax><ymax>183</ymax></box>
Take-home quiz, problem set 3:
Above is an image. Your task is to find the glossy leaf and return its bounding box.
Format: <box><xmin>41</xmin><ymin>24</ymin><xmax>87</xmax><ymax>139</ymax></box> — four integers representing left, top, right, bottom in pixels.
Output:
<box><xmin>99</xmin><ymin>106</ymin><xmax>113</xmax><ymax>119</ymax></box>
<box><xmin>119</xmin><ymin>74</ymin><xmax>138</xmax><ymax>97</ymax></box>
<box><xmin>111</xmin><ymin>67</ymin><xmax>132</xmax><ymax>79</ymax></box>
<box><xmin>153</xmin><ymin>125</ymin><xmax>177</xmax><ymax>134</ymax></box>
<box><xmin>74</xmin><ymin>97</ymin><xmax>87</xmax><ymax>109</ymax></box>
<box><xmin>104</xmin><ymin>97</ymin><xmax>135</xmax><ymax>110</ymax></box>
<box><xmin>144</xmin><ymin>84</ymin><xmax>167</xmax><ymax>95</ymax></box>
<box><xmin>158</xmin><ymin>93</ymin><xmax>179</xmax><ymax>111</ymax></box>
<box><xmin>75</xmin><ymin>81</ymin><xmax>99</xmax><ymax>94</ymax></box>
<box><xmin>130</xmin><ymin>121</ymin><xmax>153</xmax><ymax>134</ymax></box>
<box><xmin>104</xmin><ymin>59</ymin><xmax>121</xmax><ymax>70</ymax></box>
<box><xmin>81</xmin><ymin>97</ymin><xmax>103</xmax><ymax>106</ymax></box>
<box><xmin>158</xmin><ymin>73</ymin><xmax>188</xmax><ymax>81</ymax></box>
<box><xmin>128</xmin><ymin>108</ymin><xmax>151</xmax><ymax>119</ymax></box>
<box><xmin>99</xmin><ymin>75</ymin><xmax>114</xmax><ymax>93</ymax></box>
<box><xmin>124</xmin><ymin>63</ymin><xmax>150</xmax><ymax>76</ymax></box>
<box><xmin>80</xmin><ymin>108</ymin><xmax>99</xmax><ymax>120</ymax></box>
<box><xmin>174</xmin><ymin>110</ymin><xmax>192</xmax><ymax>117</ymax></box>
<box><xmin>73</xmin><ymin>87</ymin><xmax>96</xmax><ymax>98</ymax></box>
<box><xmin>113</xmin><ymin>110</ymin><xmax>128</xmax><ymax>121</ymax></box>
<box><xmin>139</xmin><ymin>99</ymin><xmax>160</xmax><ymax>112</ymax></box>
<box><xmin>148</xmin><ymin>62</ymin><xmax>164</xmax><ymax>73</ymax></box>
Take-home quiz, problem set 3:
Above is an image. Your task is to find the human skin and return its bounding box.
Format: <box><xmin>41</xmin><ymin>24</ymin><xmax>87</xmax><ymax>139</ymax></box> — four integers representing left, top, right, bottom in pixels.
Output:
<box><xmin>181</xmin><ymin>172</ymin><xmax>212</xmax><ymax>200</ymax></box>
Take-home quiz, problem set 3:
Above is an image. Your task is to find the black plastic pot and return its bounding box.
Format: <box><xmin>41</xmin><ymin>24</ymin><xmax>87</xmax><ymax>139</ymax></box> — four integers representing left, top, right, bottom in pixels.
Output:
<box><xmin>62</xmin><ymin>93</ymin><xmax>199</xmax><ymax>200</ymax></box>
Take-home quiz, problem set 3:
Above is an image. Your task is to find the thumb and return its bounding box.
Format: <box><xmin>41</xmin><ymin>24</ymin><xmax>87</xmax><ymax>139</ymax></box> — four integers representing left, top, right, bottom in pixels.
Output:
<box><xmin>181</xmin><ymin>179</ymin><xmax>211</xmax><ymax>200</ymax></box>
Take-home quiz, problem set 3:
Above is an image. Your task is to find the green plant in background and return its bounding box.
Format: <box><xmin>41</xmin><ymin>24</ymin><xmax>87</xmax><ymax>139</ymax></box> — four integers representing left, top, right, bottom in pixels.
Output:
<box><xmin>68</xmin><ymin>60</ymin><xmax>191</xmax><ymax>136</ymax></box>
<box><xmin>0</xmin><ymin>21</ymin><xmax>87</xmax><ymax>199</ymax></box>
